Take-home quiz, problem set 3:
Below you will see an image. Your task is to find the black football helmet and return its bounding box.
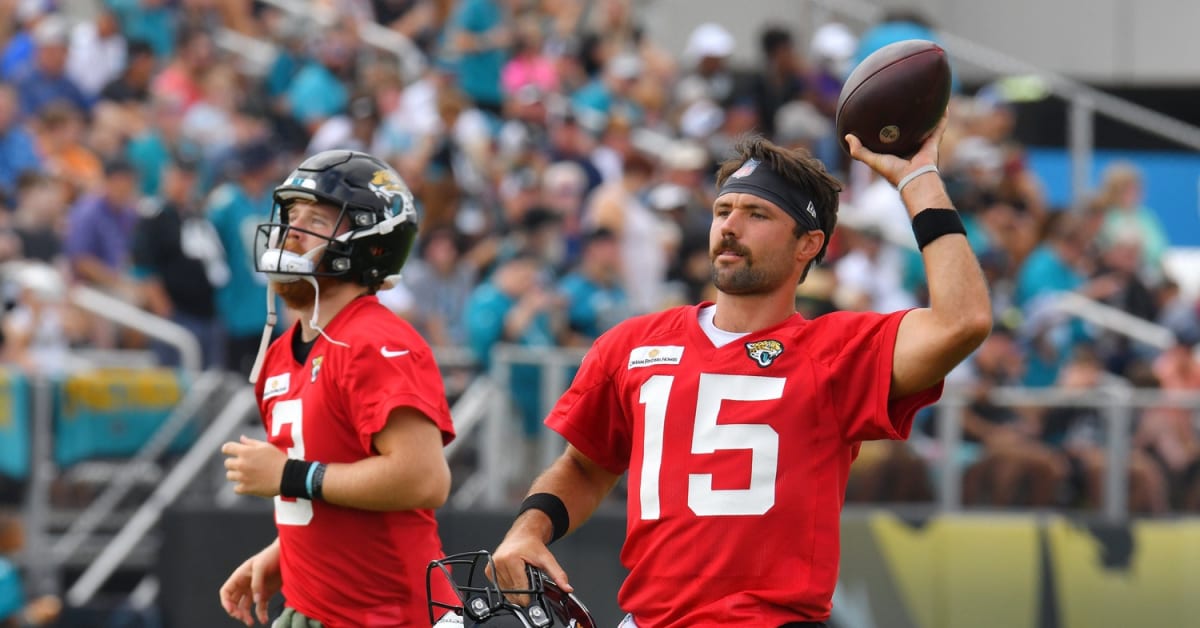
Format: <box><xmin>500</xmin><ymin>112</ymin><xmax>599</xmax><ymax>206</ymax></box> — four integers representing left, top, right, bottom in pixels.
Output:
<box><xmin>254</xmin><ymin>149</ymin><xmax>418</xmax><ymax>288</ymax></box>
<box><xmin>428</xmin><ymin>551</ymin><xmax>596</xmax><ymax>628</ymax></box>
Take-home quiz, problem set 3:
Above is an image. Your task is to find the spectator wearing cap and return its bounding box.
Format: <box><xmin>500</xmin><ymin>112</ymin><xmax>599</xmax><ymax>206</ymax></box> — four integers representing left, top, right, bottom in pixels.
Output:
<box><xmin>0</xmin><ymin>84</ymin><xmax>42</xmax><ymax>197</ymax></box>
<box><xmin>0</xmin><ymin>6</ymin><xmax>46</xmax><ymax>81</ymax></box>
<box><xmin>557</xmin><ymin>227</ymin><xmax>629</xmax><ymax>344</ymax></box>
<box><xmin>132</xmin><ymin>155</ymin><xmax>228</xmax><ymax>369</ymax></box>
<box><xmin>14</xmin><ymin>14</ymin><xmax>90</xmax><ymax>118</ymax></box>
<box><xmin>205</xmin><ymin>141</ymin><xmax>279</xmax><ymax>377</ymax></box>
<box><xmin>678</xmin><ymin>22</ymin><xmax>738</xmax><ymax>107</ymax></box>
<box><xmin>65</xmin><ymin>8</ymin><xmax>127</xmax><ymax>99</ymax></box>
<box><xmin>63</xmin><ymin>158</ymin><xmax>141</xmax><ymax>305</ymax></box>
<box><xmin>808</xmin><ymin>22</ymin><xmax>857</xmax><ymax>114</ymax></box>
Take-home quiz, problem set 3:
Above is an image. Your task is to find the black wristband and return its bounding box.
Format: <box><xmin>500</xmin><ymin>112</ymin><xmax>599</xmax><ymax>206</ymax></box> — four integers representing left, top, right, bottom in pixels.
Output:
<box><xmin>911</xmin><ymin>208</ymin><xmax>966</xmax><ymax>251</ymax></box>
<box><xmin>519</xmin><ymin>492</ymin><xmax>570</xmax><ymax>544</ymax></box>
<box><xmin>280</xmin><ymin>458</ymin><xmax>314</xmax><ymax>499</ymax></box>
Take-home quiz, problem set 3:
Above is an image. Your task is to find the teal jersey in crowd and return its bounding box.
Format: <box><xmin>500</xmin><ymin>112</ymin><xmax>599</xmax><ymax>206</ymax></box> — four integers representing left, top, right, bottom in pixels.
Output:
<box><xmin>558</xmin><ymin>274</ymin><xmax>629</xmax><ymax>341</ymax></box>
<box><xmin>449</xmin><ymin>0</ymin><xmax>507</xmax><ymax>108</ymax></box>
<box><xmin>465</xmin><ymin>281</ymin><xmax>557</xmax><ymax>434</ymax></box>
<box><xmin>206</xmin><ymin>182</ymin><xmax>275</xmax><ymax>337</ymax></box>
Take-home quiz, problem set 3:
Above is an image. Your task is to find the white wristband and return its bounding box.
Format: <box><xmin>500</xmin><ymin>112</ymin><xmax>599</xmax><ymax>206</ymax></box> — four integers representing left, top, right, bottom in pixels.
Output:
<box><xmin>896</xmin><ymin>165</ymin><xmax>939</xmax><ymax>194</ymax></box>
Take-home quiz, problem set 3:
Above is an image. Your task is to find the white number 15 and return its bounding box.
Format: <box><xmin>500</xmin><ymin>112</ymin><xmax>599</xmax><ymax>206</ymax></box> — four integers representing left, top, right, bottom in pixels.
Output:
<box><xmin>638</xmin><ymin>373</ymin><xmax>784</xmax><ymax>519</ymax></box>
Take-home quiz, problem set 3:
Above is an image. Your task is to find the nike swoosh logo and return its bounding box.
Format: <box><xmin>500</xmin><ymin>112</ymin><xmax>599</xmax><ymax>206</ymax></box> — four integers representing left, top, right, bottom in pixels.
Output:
<box><xmin>380</xmin><ymin>347</ymin><xmax>410</xmax><ymax>358</ymax></box>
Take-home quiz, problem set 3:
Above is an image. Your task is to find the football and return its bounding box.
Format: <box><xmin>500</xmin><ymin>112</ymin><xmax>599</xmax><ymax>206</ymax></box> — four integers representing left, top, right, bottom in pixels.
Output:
<box><xmin>835</xmin><ymin>39</ymin><xmax>951</xmax><ymax>157</ymax></box>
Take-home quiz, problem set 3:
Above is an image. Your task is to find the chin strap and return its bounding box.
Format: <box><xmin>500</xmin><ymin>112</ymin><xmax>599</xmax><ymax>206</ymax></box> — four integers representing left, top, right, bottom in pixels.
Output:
<box><xmin>306</xmin><ymin>276</ymin><xmax>350</xmax><ymax>350</ymax></box>
<box><xmin>249</xmin><ymin>243</ymin><xmax>351</xmax><ymax>384</ymax></box>
<box><xmin>248</xmin><ymin>283</ymin><xmax>278</xmax><ymax>385</ymax></box>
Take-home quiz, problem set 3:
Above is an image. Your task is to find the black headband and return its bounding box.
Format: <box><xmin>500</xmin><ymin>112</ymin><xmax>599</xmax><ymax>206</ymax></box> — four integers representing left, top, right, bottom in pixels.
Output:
<box><xmin>717</xmin><ymin>158</ymin><xmax>821</xmax><ymax>232</ymax></box>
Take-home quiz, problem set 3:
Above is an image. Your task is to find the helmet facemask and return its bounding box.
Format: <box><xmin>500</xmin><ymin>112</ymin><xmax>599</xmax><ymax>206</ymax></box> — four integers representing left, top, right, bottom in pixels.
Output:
<box><xmin>428</xmin><ymin>551</ymin><xmax>596</xmax><ymax>628</ymax></box>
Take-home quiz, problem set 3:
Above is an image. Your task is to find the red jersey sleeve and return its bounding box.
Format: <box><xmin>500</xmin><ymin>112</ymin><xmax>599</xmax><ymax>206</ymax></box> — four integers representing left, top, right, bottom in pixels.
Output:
<box><xmin>341</xmin><ymin>337</ymin><xmax>456</xmax><ymax>453</ymax></box>
<box><xmin>545</xmin><ymin>332</ymin><xmax>631</xmax><ymax>475</ymax></box>
<box><xmin>814</xmin><ymin>309</ymin><xmax>943</xmax><ymax>442</ymax></box>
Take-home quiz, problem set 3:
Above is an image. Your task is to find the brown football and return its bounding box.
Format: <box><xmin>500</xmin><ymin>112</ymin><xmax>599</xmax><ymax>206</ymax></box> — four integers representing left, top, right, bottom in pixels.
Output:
<box><xmin>835</xmin><ymin>39</ymin><xmax>951</xmax><ymax>157</ymax></box>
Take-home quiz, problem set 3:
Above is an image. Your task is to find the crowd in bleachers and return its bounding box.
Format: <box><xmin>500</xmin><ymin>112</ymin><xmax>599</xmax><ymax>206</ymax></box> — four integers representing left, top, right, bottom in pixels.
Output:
<box><xmin>0</xmin><ymin>0</ymin><xmax>1198</xmax><ymax>517</ymax></box>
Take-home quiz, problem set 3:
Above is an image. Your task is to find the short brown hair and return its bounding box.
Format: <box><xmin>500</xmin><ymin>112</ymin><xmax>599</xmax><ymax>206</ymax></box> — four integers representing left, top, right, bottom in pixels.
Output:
<box><xmin>715</xmin><ymin>136</ymin><xmax>842</xmax><ymax>277</ymax></box>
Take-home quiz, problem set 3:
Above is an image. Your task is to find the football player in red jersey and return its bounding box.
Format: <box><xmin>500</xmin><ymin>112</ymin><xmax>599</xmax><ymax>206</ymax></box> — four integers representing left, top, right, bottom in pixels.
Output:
<box><xmin>217</xmin><ymin>150</ymin><xmax>457</xmax><ymax>627</ymax></box>
<box><xmin>490</xmin><ymin>117</ymin><xmax>991</xmax><ymax>627</ymax></box>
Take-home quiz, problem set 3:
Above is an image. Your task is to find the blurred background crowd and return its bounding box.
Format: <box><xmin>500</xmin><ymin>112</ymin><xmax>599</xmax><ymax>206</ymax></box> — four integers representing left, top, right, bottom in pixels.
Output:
<box><xmin>0</xmin><ymin>0</ymin><xmax>1198</xmax><ymax>527</ymax></box>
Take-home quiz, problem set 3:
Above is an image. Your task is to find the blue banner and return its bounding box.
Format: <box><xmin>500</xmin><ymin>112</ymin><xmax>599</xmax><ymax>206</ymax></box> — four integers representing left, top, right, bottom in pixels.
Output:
<box><xmin>1026</xmin><ymin>147</ymin><xmax>1200</xmax><ymax>247</ymax></box>
<box><xmin>54</xmin><ymin>368</ymin><xmax>193</xmax><ymax>468</ymax></box>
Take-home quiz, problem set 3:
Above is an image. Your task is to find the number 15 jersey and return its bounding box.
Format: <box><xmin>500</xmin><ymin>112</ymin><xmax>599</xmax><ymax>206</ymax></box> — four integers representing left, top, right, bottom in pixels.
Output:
<box><xmin>546</xmin><ymin>304</ymin><xmax>942</xmax><ymax>627</ymax></box>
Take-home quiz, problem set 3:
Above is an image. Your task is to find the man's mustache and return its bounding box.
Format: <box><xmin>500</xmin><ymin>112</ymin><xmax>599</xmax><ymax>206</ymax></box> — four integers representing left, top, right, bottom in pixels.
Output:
<box><xmin>713</xmin><ymin>239</ymin><xmax>749</xmax><ymax>257</ymax></box>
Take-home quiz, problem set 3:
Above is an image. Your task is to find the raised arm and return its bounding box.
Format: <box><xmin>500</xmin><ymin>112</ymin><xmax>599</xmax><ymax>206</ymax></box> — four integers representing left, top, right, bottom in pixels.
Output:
<box><xmin>846</xmin><ymin>117</ymin><xmax>993</xmax><ymax>399</ymax></box>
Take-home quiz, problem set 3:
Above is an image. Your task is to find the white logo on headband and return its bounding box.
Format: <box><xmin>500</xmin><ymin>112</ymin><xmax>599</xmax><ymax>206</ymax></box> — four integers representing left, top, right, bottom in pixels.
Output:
<box><xmin>731</xmin><ymin>159</ymin><xmax>760</xmax><ymax>178</ymax></box>
<box><xmin>806</xmin><ymin>200</ymin><xmax>817</xmax><ymax>219</ymax></box>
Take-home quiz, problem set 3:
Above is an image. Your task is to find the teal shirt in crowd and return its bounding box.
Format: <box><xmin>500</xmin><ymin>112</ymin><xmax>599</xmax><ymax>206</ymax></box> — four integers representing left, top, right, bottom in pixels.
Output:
<box><xmin>449</xmin><ymin>0</ymin><xmax>507</xmax><ymax>108</ymax></box>
<box><xmin>465</xmin><ymin>281</ymin><xmax>556</xmax><ymax>434</ymax></box>
<box><xmin>206</xmin><ymin>183</ymin><xmax>275</xmax><ymax>338</ymax></box>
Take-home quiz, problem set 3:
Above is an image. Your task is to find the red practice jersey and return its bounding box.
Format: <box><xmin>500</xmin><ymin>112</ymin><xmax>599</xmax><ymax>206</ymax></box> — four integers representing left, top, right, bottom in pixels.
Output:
<box><xmin>546</xmin><ymin>304</ymin><xmax>941</xmax><ymax>627</ymax></box>
<box><xmin>255</xmin><ymin>296</ymin><xmax>456</xmax><ymax>627</ymax></box>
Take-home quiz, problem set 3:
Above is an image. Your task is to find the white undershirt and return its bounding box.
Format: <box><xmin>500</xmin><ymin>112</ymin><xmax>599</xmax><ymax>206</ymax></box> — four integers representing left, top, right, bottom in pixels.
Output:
<box><xmin>697</xmin><ymin>304</ymin><xmax>751</xmax><ymax>348</ymax></box>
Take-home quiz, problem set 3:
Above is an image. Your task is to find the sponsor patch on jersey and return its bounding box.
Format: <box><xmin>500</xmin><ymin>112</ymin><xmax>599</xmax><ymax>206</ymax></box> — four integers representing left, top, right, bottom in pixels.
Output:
<box><xmin>744</xmin><ymin>339</ymin><xmax>784</xmax><ymax>368</ymax></box>
<box><xmin>263</xmin><ymin>373</ymin><xmax>290</xmax><ymax>399</ymax></box>
<box><xmin>310</xmin><ymin>356</ymin><xmax>323</xmax><ymax>382</ymax></box>
<box><xmin>628</xmin><ymin>345</ymin><xmax>685</xmax><ymax>369</ymax></box>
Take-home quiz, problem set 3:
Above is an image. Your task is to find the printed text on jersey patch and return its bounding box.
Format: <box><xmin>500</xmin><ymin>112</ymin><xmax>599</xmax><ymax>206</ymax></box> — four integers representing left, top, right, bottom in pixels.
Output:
<box><xmin>628</xmin><ymin>346</ymin><xmax>685</xmax><ymax>369</ymax></box>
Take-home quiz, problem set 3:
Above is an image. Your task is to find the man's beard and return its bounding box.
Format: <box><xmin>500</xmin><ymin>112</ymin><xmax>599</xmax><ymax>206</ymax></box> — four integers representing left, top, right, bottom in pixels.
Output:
<box><xmin>272</xmin><ymin>242</ymin><xmax>341</xmax><ymax>309</ymax></box>
<box><xmin>711</xmin><ymin>240</ymin><xmax>773</xmax><ymax>295</ymax></box>
<box><xmin>711</xmin><ymin>262</ymin><xmax>776</xmax><ymax>295</ymax></box>
<box><xmin>274</xmin><ymin>272</ymin><xmax>350</xmax><ymax>308</ymax></box>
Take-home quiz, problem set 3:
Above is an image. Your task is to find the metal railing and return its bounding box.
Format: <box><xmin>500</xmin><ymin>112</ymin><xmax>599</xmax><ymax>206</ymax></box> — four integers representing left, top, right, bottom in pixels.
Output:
<box><xmin>936</xmin><ymin>385</ymin><xmax>1200</xmax><ymax>521</ymax></box>
<box><xmin>65</xmin><ymin>386</ymin><xmax>259</xmax><ymax>606</ymax></box>
<box><xmin>69</xmin><ymin>285</ymin><xmax>203</xmax><ymax>376</ymax></box>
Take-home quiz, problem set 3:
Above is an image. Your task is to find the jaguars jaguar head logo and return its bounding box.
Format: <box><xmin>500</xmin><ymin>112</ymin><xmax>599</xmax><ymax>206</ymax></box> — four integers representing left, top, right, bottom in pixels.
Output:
<box><xmin>744</xmin><ymin>339</ymin><xmax>784</xmax><ymax>368</ymax></box>
<box><xmin>368</xmin><ymin>169</ymin><xmax>409</xmax><ymax>205</ymax></box>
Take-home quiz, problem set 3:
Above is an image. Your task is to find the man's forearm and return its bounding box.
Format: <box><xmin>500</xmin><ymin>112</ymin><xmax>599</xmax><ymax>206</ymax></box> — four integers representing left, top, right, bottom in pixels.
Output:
<box><xmin>902</xmin><ymin>174</ymin><xmax>991</xmax><ymax>334</ymax></box>
<box><xmin>524</xmin><ymin>448</ymin><xmax>621</xmax><ymax>539</ymax></box>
